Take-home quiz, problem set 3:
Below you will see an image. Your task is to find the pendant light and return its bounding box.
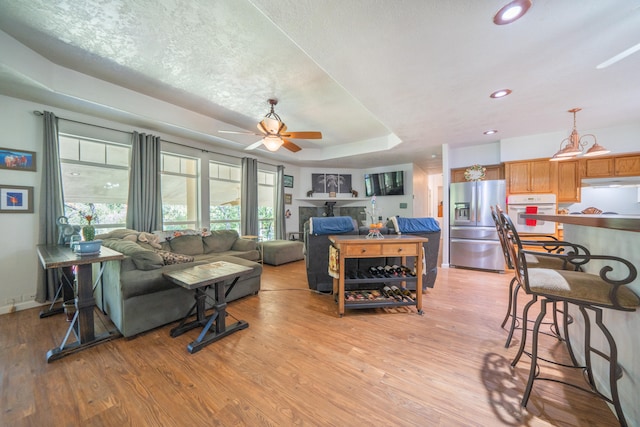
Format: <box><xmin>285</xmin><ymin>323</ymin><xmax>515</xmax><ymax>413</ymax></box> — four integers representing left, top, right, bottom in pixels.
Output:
<box><xmin>550</xmin><ymin>108</ymin><xmax>610</xmax><ymax>161</ymax></box>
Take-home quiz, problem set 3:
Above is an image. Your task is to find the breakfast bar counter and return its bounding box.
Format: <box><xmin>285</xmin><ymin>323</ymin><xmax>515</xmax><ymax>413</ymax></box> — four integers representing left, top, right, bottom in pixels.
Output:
<box><xmin>522</xmin><ymin>212</ymin><xmax>640</xmax><ymax>425</ymax></box>
<box><xmin>521</xmin><ymin>213</ymin><xmax>640</xmax><ymax>232</ymax></box>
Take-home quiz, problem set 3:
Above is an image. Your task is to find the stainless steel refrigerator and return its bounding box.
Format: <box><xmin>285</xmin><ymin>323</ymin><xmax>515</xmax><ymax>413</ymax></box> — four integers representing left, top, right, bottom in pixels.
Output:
<box><xmin>449</xmin><ymin>180</ymin><xmax>506</xmax><ymax>272</ymax></box>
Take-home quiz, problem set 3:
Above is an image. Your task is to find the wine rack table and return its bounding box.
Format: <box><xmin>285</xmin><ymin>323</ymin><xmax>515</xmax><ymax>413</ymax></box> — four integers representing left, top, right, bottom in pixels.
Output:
<box><xmin>328</xmin><ymin>235</ymin><xmax>428</xmax><ymax>317</ymax></box>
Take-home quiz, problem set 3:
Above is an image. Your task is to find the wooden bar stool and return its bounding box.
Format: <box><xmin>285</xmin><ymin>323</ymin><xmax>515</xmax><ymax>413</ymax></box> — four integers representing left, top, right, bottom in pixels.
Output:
<box><xmin>490</xmin><ymin>205</ymin><xmax>586</xmax><ymax>348</ymax></box>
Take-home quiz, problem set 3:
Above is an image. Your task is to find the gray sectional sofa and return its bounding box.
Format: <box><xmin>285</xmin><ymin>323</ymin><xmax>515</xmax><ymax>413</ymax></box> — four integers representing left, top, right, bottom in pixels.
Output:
<box><xmin>96</xmin><ymin>229</ymin><xmax>262</xmax><ymax>337</ymax></box>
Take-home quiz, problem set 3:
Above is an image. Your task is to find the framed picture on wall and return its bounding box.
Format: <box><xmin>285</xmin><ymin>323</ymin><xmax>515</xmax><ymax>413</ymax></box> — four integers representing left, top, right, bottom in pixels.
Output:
<box><xmin>312</xmin><ymin>174</ymin><xmax>325</xmax><ymax>193</ymax></box>
<box><xmin>0</xmin><ymin>185</ymin><xmax>34</xmax><ymax>213</ymax></box>
<box><xmin>283</xmin><ymin>175</ymin><xmax>294</xmax><ymax>188</ymax></box>
<box><xmin>0</xmin><ymin>147</ymin><xmax>36</xmax><ymax>172</ymax></box>
<box><xmin>338</xmin><ymin>174</ymin><xmax>352</xmax><ymax>193</ymax></box>
<box><xmin>284</xmin><ymin>193</ymin><xmax>292</xmax><ymax>204</ymax></box>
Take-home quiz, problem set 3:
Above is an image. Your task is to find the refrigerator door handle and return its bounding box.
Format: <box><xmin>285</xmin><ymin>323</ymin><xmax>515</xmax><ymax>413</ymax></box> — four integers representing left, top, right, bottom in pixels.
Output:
<box><xmin>471</xmin><ymin>182</ymin><xmax>477</xmax><ymax>224</ymax></box>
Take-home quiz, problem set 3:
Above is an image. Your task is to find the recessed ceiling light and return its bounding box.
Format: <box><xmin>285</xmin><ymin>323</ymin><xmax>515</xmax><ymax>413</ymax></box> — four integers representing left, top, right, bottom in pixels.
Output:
<box><xmin>493</xmin><ymin>0</ymin><xmax>532</xmax><ymax>25</ymax></box>
<box><xmin>484</xmin><ymin>130</ymin><xmax>498</xmax><ymax>135</ymax></box>
<box><xmin>490</xmin><ymin>89</ymin><xmax>512</xmax><ymax>98</ymax></box>
<box><xmin>70</xmin><ymin>172</ymin><xmax>80</xmax><ymax>176</ymax></box>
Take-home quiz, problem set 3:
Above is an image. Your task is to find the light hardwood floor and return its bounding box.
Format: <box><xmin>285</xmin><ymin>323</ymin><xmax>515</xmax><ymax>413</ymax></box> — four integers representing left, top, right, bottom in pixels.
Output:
<box><xmin>0</xmin><ymin>261</ymin><xmax>620</xmax><ymax>426</ymax></box>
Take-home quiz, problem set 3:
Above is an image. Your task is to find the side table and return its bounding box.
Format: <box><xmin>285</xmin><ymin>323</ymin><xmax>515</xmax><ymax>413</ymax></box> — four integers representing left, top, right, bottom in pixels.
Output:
<box><xmin>36</xmin><ymin>244</ymin><xmax>124</xmax><ymax>362</ymax></box>
<box><xmin>163</xmin><ymin>261</ymin><xmax>253</xmax><ymax>354</ymax></box>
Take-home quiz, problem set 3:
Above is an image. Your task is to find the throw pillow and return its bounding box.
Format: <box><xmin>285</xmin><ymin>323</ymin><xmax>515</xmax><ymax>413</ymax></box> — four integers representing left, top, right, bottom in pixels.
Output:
<box><xmin>155</xmin><ymin>250</ymin><xmax>195</xmax><ymax>265</ymax></box>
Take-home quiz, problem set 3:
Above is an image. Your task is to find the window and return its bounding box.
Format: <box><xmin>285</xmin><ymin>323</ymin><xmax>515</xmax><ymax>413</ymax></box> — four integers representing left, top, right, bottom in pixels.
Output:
<box><xmin>209</xmin><ymin>161</ymin><xmax>241</xmax><ymax>233</ymax></box>
<box><xmin>161</xmin><ymin>153</ymin><xmax>199</xmax><ymax>230</ymax></box>
<box><xmin>258</xmin><ymin>170</ymin><xmax>275</xmax><ymax>240</ymax></box>
<box><xmin>59</xmin><ymin>135</ymin><xmax>130</xmax><ymax>233</ymax></box>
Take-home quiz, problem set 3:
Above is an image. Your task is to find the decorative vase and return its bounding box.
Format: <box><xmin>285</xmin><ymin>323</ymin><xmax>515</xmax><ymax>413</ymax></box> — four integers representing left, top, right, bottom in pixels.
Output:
<box><xmin>82</xmin><ymin>224</ymin><xmax>95</xmax><ymax>241</ymax></box>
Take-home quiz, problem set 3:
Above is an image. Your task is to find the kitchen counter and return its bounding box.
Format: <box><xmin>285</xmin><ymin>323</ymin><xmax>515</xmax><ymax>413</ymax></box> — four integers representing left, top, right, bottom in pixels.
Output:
<box><xmin>521</xmin><ymin>213</ymin><xmax>640</xmax><ymax>232</ymax></box>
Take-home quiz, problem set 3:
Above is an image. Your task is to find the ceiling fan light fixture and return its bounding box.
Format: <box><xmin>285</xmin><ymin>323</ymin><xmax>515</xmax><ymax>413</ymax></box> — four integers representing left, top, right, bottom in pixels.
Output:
<box><xmin>261</xmin><ymin>116</ymin><xmax>282</xmax><ymax>134</ymax></box>
<box><xmin>263</xmin><ymin>135</ymin><xmax>284</xmax><ymax>152</ymax></box>
<box><xmin>493</xmin><ymin>0</ymin><xmax>532</xmax><ymax>25</ymax></box>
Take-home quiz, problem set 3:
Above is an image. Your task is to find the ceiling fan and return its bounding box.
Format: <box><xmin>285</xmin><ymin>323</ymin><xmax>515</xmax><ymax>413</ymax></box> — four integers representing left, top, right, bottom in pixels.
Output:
<box><xmin>219</xmin><ymin>99</ymin><xmax>322</xmax><ymax>152</ymax></box>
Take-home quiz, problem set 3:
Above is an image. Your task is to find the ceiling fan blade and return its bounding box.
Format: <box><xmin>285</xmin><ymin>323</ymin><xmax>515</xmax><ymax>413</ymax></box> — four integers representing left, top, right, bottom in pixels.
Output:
<box><xmin>282</xmin><ymin>138</ymin><xmax>302</xmax><ymax>152</ymax></box>
<box><xmin>219</xmin><ymin>130</ymin><xmax>261</xmax><ymax>136</ymax></box>
<box><xmin>281</xmin><ymin>131</ymin><xmax>322</xmax><ymax>139</ymax></box>
<box><xmin>244</xmin><ymin>140</ymin><xmax>264</xmax><ymax>151</ymax></box>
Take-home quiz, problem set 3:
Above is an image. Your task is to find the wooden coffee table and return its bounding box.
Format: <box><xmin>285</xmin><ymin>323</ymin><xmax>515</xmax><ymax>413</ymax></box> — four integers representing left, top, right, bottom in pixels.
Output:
<box><xmin>163</xmin><ymin>261</ymin><xmax>253</xmax><ymax>354</ymax></box>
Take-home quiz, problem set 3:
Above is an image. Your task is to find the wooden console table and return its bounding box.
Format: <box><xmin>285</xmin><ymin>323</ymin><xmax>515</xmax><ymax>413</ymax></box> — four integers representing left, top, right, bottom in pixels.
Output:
<box><xmin>329</xmin><ymin>235</ymin><xmax>428</xmax><ymax>317</ymax></box>
<box><xmin>36</xmin><ymin>244</ymin><xmax>124</xmax><ymax>362</ymax></box>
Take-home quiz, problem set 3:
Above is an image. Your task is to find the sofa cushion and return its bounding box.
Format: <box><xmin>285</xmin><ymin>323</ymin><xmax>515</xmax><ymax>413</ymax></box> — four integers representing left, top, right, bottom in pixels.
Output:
<box><xmin>169</xmin><ymin>235</ymin><xmax>204</xmax><ymax>255</ymax></box>
<box><xmin>155</xmin><ymin>250</ymin><xmax>195</xmax><ymax>265</ymax></box>
<box><xmin>203</xmin><ymin>230</ymin><xmax>239</xmax><ymax>253</ymax></box>
<box><xmin>101</xmin><ymin>238</ymin><xmax>164</xmax><ymax>270</ymax></box>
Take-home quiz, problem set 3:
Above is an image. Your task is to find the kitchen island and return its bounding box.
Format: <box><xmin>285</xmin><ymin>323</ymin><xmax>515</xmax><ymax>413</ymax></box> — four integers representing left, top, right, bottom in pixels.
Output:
<box><xmin>522</xmin><ymin>213</ymin><xmax>640</xmax><ymax>425</ymax></box>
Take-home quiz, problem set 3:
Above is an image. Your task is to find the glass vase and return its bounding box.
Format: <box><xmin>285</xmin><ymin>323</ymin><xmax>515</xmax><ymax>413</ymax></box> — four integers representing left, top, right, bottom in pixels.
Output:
<box><xmin>82</xmin><ymin>224</ymin><xmax>96</xmax><ymax>242</ymax></box>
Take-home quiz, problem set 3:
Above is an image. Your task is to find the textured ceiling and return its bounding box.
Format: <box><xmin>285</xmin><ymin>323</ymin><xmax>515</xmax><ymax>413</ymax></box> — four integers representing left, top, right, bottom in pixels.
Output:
<box><xmin>1</xmin><ymin>0</ymin><xmax>640</xmax><ymax>173</ymax></box>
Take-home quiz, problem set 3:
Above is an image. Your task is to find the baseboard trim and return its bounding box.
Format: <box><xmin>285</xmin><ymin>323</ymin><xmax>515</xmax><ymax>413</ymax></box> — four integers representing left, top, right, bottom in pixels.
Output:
<box><xmin>0</xmin><ymin>300</ymin><xmax>47</xmax><ymax>315</ymax></box>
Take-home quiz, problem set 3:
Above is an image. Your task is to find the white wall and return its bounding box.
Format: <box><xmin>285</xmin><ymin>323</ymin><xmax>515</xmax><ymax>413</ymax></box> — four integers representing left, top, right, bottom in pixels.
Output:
<box><xmin>0</xmin><ymin>96</ymin><xmax>42</xmax><ymax>312</ymax></box>
<box><xmin>564</xmin><ymin>186</ymin><xmax>640</xmax><ymax>215</ymax></box>
<box><xmin>450</xmin><ymin>142</ymin><xmax>501</xmax><ymax>169</ymax></box>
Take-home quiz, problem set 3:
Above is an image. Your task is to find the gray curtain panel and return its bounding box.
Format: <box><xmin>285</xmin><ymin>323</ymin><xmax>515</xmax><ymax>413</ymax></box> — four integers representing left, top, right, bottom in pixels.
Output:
<box><xmin>36</xmin><ymin>111</ymin><xmax>66</xmax><ymax>303</ymax></box>
<box><xmin>127</xmin><ymin>132</ymin><xmax>163</xmax><ymax>232</ymax></box>
<box><xmin>274</xmin><ymin>165</ymin><xmax>286</xmax><ymax>240</ymax></box>
<box><xmin>241</xmin><ymin>157</ymin><xmax>258</xmax><ymax>236</ymax></box>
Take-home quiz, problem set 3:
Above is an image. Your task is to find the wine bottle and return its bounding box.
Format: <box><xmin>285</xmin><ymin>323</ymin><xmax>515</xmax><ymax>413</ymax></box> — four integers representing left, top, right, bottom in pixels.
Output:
<box><xmin>390</xmin><ymin>285</ymin><xmax>408</xmax><ymax>301</ymax></box>
<box><xmin>382</xmin><ymin>286</ymin><xmax>396</xmax><ymax>300</ymax></box>
<box><xmin>401</xmin><ymin>265</ymin><xmax>416</xmax><ymax>277</ymax></box>
<box><xmin>368</xmin><ymin>266</ymin><xmax>379</xmax><ymax>277</ymax></box>
<box><xmin>399</xmin><ymin>287</ymin><xmax>414</xmax><ymax>301</ymax></box>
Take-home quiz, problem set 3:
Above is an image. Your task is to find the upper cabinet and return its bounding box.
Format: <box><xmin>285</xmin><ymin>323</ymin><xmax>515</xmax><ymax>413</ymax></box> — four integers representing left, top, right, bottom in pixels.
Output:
<box><xmin>613</xmin><ymin>154</ymin><xmax>640</xmax><ymax>176</ymax></box>
<box><xmin>581</xmin><ymin>157</ymin><xmax>613</xmax><ymax>178</ymax></box>
<box><xmin>450</xmin><ymin>164</ymin><xmax>504</xmax><ymax>183</ymax></box>
<box><xmin>557</xmin><ymin>160</ymin><xmax>580</xmax><ymax>203</ymax></box>
<box><xmin>505</xmin><ymin>159</ymin><xmax>557</xmax><ymax>194</ymax></box>
<box><xmin>580</xmin><ymin>153</ymin><xmax>640</xmax><ymax>178</ymax></box>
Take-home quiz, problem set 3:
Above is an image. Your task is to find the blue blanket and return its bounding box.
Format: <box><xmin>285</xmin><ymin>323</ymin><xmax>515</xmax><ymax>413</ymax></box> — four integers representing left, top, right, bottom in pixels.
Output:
<box><xmin>310</xmin><ymin>216</ymin><xmax>355</xmax><ymax>235</ymax></box>
<box><xmin>395</xmin><ymin>217</ymin><xmax>441</xmax><ymax>233</ymax></box>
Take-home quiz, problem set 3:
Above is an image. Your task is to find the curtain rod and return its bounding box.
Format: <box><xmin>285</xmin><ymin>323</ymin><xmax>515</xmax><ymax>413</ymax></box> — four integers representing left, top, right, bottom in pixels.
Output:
<box><xmin>32</xmin><ymin>110</ymin><xmax>282</xmax><ymax>168</ymax></box>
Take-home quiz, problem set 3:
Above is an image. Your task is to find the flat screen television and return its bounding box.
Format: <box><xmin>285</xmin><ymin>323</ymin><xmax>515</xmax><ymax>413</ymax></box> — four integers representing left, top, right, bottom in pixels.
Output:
<box><xmin>364</xmin><ymin>171</ymin><xmax>405</xmax><ymax>197</ymax></box>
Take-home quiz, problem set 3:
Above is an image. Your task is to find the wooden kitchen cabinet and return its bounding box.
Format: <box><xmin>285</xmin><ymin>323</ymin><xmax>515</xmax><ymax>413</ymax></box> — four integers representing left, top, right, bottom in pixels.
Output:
<box><xmin>582</xmin><ymin>157</ymin><xmax>614</xmax><ymax>177</ymax></box>
<box><xmin>505</xmin><ymin>159</ymin><xmax>557</xmax><ymax>194</ymax></box>
<box><xmin>580</xmin><ymin>153</ymin><xmax>640</xmax><ymax>178</ymax></box>
<box><xmin>614</xmin><ymin>154</ymin><xmax>640</xmax><ymax>176</ymax></box>
<box><xmin>557</xmin><ymin>160</ymin><xmax>580</xmax><ymax>203</ymax></box>
<box><xmin>451</xmin><ymin>164</ymin><xmax>504</xmax><ymax>183</ymax></box>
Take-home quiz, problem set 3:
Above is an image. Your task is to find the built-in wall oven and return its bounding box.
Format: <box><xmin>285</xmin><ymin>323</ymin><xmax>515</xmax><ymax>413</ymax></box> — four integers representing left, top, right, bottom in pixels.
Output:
<box><xmin>506</xmin><ymin>194</ymin><xmax>557</xmax><ymax>235</ymax></box>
